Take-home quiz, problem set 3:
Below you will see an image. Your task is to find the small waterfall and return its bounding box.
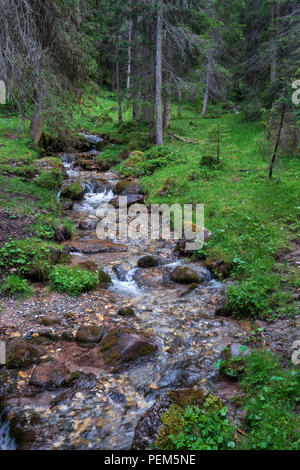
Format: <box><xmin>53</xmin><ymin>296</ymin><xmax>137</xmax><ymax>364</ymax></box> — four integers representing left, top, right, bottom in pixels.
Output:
<box><xmin>74</xmin><ymin>188</ymin><xmax>114</xmax><ymax>214</ymax></box>
<box><xmin>0</xmin><ymin>418</ymin><xmax>16</xmax><ymax>450</ymax></box>
<box><xmin>61</xmin><ymin>153</ymin><xmax>80</xmax><ymax>178</ymax></box>
<box><xmin>79</xmin><ymin>133</ymin><xmax>103</xmax><ymax>152</ymax></box>
<box><xmin>110</xmin><ymin>268</ymin><xmax>142</xmax><ymax>296</ymax></box>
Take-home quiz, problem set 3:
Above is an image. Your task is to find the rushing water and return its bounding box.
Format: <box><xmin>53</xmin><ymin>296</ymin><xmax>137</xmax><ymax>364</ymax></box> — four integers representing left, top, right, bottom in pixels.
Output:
<box><xmin>1</xmin><ymin>135</ymin><xmax>243</xmax><ymax>450</ymax></box>
<box><xmin>0</xmin><ymin>418</ymin><xmax>16</xmax><ymax>450</ymax></box>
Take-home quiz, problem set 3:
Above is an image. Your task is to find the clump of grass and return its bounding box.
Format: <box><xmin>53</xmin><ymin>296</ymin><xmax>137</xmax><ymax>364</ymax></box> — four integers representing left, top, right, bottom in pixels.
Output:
<box><xmin>0</xmin><ymin>275</ymin><xmax>33</xmax><ymax>298</ymax></box>
<box><xmin>35</xmin><ymin>169</ymin><xmax>63</xmax><ymax>190</ymax></box>
<box><xmin>238</xmin><ymin>351</ymin><xmax>300</xmax><ymax>450</ymax></box>
<box><xmin>49</xmin><ymin>265</ymin><xmax>99</xmax><ymax>296</ymax></box>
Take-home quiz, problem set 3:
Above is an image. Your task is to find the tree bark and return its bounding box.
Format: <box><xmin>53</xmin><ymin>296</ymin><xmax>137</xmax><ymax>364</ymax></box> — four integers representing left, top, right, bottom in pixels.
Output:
<box><xmin>116</xmin><ymin>45</ymin><xmax>123</xmax><ymax>124</ymax></box>
<box><xmin>30</xmin><ymin>101</ymin><xmax>44</xmax><ymax>145</ymax></box>
<box><xmin>177</xmin><ymin>88</ymin><xmax>182</xmax><ymax>118</ymax></box>
<box><xmin>163</xmin><ymin>93</ymin><xmax>171</xmax><ymax>129</ymax></box>
<box><xmin>202</xmin><ymin>51</ymin><xmax>212</xmax><ymax>117</ymax></box>
<box><xmin>127</xmin><ymin>23</ymin><xmax>132</xmax><ymax>90</ymax></box>
<box><xmin>155</xmin><ymin>0</ymin><xmax>163</xmax><ymax>145</ymax></box>
<box><xmin>270</xmin><ymin>3</ymin><xmax>279</xmax><ymax>85</ymax></box>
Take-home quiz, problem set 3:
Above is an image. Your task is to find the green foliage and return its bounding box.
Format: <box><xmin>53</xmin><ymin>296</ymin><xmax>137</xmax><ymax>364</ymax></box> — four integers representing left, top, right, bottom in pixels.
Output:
<box><xmin>238</xmin><ymin>351</ymin><xmax>300</xmax><ymax>450</ymax></box>
<box><xmin>118</xmin><ymin>145</ymin><xmax>186</xmax><ymax>177</ymax></box>
<box><xmin>35</xmin><ymin>169</ymin><xmax>63</xmax><ymax>190</ymax></box>
<box><xmin>0</xmin><ymin>238</ymin><xmax>67</xmax><ymax>280</ymax></box>
<box><xmin>0</xmin><ymin>275</ymin><xmax>33</xmax><ymax>298</ymax></box>
<box><xmin>156</xmin><ymin>396</ymin><xmax>235</xmax><ymax>450</ymax></box>
<box><xmin>49</xmin><ymin>265</ymin><xmax>99</xmax><ymax>296</ymax></box>
<box><xmin>30</xmin><ymin>214</ymin><xmax>73</xmax><ymax>241</ymax></box>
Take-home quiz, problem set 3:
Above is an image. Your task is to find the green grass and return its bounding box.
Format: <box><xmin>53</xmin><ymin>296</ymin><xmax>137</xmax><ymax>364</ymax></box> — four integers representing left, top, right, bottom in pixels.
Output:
<box><xmin>0</xmin><ymin>274</ymin><xmax>33</xmax><ymax>298</ymax></box>
<box><xmin>237</xmin><ymin>351</ymin><xmax>300</xmax><ymax>450</ymax></box>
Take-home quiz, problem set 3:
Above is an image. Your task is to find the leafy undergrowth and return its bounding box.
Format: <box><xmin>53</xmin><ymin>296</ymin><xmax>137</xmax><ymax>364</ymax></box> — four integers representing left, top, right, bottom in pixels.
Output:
<box><xmin>49</xmin><ymin>265</ymin><xmax>99</xmax><ymax>296</ymax></box>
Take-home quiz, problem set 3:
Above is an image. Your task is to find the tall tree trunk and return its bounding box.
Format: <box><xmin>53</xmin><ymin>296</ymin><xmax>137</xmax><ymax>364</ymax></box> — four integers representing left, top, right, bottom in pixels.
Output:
<box><xmin>270</xmin><ymin>3</ymin><xmax>279</xmax><ymax>85</ymax></box>
<box><xmin>126</xmin><ymin>23</ymin><xmax>132</xmax><ymax>90</ymax></box>
<box><xmin>177</xmin><ymin>88</ymin><xmax>182</xmax><ymax>118</ymax></box>
<box><xmin>202</xmin><ymin>52</ymin><xmax>212</xmax><ymax>117</ymax></box>
<box><xmin>116</xmin><ymin>45</ymin><xmax>123</xmax><ymax>125</ymax></box>
<box><xmin>163</xmin><ymin>93</ymin><xmax>171</xmax><ymax>129</ymax></box>
<box><xmin>30</xmin><ymin>101</ymin><xmax>44</xmax><ymax>145</ymax></box>
<box><xmin>155</xmin><ymin>0</ymin><xmax>163</xmax><ymax>145</ymax></box>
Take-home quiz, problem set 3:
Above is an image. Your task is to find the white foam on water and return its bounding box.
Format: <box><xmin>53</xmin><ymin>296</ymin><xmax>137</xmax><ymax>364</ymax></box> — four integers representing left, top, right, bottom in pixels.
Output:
<box><xmin>74</xmin><ymin>189</ymin><xmax>114</xmax><ymax>214</ymax></box>
<box><xmin>110</xmin><ymin>268</ymin><xmax>142</xmax><ymax>297</ymax></box>
<box><xmin>0</xmin><ymin>419</ymin><xmax>16</xmax><ymax>450</ymax></box>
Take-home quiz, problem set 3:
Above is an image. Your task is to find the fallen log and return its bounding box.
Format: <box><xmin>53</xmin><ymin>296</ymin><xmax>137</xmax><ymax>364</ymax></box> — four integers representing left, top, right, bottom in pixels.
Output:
<box><xmin>169</xmin><ymin>132</ymin><xmax>199</xmax><ymax>144</ymax></box>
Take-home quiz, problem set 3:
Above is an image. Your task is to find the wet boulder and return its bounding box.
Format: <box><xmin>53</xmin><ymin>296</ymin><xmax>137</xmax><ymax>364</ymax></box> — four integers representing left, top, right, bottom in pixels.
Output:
<box><xmin>109</xmin><ymin>194</ymin><xmax>145</xmax><ymax>208</ymax></box>
<box><xmin>98</xmin><ymin>268</ymin><xmax>112</xmax><ymax>286</ymax></box>
<box><xmin>64</xmin><ymin>239</ymin><xmax>127</xmax><ymax>254</ymax></box>
<box><xmin>60</xmin><ymin>182</ymin><xmax>85</xmax><ymax>201</ymax></box>
<box><xmin>114</xmin><ymin>180</ymin><xmax>144</xmax><ymax>196</ymax></box>
<box><xmin>78</xmin><ymin>216</ymin><xmax>99</xmax><ymax>231</ymax></box>
<box><xmin>204</xmin><ymin>259</ymin><xmax>232</xmax><ymax>279</ymax></box>
<box><xmin>75</xmin><ymin>261</ymin><xmax>98</xmax><ymax>273</ymax></box>
<box><xmin>99</xmin><ymin>325</ymin><xmax>158</xmax><ymax>367</ymax></box>
<box><xmin>170</xmin><ymin>266</ymin><xmax>201</xmax><ymax>284</ymax></box>
<box><xmin>75</xmin><ymin>325</ymin><xmax>104</xmax><ymax>344</ymax></box>
<box><xmin>134</xmin><ymin>267</ymin><xmax>166</xmax><ymax>289</ymax></box>
<box><xmin>137</xmin><ymin>255</ymin><xmax>160</xmax><ymax>269</ymax></box>
<box><xmin>29</xmin><ymin>361</ymin><xmax>71</xmax><ymax>389</ymax></box>
<box><xmin>118</xmin><ymin>307</ymin><xmax>135</xmax><ymax>317</ymax></box>
<box><xmin>6</xmin><ymin>340</ymin><xmax>42</xmax><ymax>369</ymax></box>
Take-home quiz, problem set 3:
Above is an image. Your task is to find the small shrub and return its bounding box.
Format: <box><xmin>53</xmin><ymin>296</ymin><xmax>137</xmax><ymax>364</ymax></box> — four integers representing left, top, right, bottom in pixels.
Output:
<box><xmin>0</xmin><ymin>275</ymin><xmax>33</xmax><ymax>298</ymax></box>
<box><xmin>156</xmin><ymin>396</ymin><xmax>235</xmax><ymax>450</ymax></box>
<box><xmin>49</xmin><ymin>265</ymin><xmax>99</xmax><ymax>296</ymax></box>
<box><xmin>35</xmin><ymin>169</ymin><xmax>63</xmax><ymax>190</ymax></box>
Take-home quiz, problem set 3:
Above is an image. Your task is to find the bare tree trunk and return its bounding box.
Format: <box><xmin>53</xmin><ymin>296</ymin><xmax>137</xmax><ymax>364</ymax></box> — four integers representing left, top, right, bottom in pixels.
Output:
<box><xmin>116</xmin><ymin>45</ymin><xmax>123</xmax><ymax>125</ymax></box>
<box><xmin>269</xmin><ymin>98</ymin><xmax>286</xmax><ymax>179</ymax></box>
<box><xmin>30</xmin><ymin>101</ymin><xmax>44</xmax><ymax>145</ymax></box>
<box><xmin>126</xmin><ymin>23</ymin><xmax>132</xmax><ymax>90</ymax></box>
<box><xmin>177</xmin><ymin>88</ymin><xmax>182</xmax><ymax>118</ymax></box>
<box><xmin>155</xmin><ymin>0</ymin><xmax>163</xmax><ymax>145</ymax></box>
<box><xmin>163</xmin><ymin>93</ymin><xmax>171</xmax><ymax>129</ymax></box>
<box><xmin>132</xmin><ymin>100</ymin><xmax>139</xmax><ymax>120</ymax></box>
<box><xmin>202</xmin><ymin>52</ymin><xmax>212</xmax><ymax>117</ymax></box>
<box><xmin>270</xmin><ymin>3</ymin><xmax>279</xmax><ymax>85</ymax></box>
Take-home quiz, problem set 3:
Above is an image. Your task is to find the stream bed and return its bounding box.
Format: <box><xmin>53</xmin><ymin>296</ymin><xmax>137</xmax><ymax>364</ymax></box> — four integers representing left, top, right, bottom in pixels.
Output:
<box><xmin>0</xmin><ymin>135</ymin><xmax>251</xmax><ymax>450</ymax></box>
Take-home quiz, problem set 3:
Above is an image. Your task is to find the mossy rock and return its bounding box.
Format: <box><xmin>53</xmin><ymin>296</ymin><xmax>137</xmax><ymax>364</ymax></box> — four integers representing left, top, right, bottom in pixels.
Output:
<box><xmin>114</xmin><ymin>179</ymin><xmax>144</xmax><ymax>195</ymax></box>
<box><xmin>118</xmin><ymin>307</ymin><xmax>135</xmax><ymax>317</ymax></box>
<box><xmin>60</xmin><ymin>182</ymin><xmax>85</xmax><ymax>201</ymax></box>
<box><xmin>75</xmin><ymin>325</ymin><xmax>104</xmax><ymax>344</ymax></box>
<box><xmin>155</xmin><ymin>390</ymin><xmax>223</xmax><ymax>450</ymax></box>
<box><xmin>99</xmin><ymin>325</ymin><xmax>158</xmax><ymax>367</ymax></box>
<box><xmin>170</xmin><ymin>266</ymin><xmax>200</xmax><ymax>284</ymax></box>
<box><xmin>6</xmin><ymin>341</ymin><xmax>42</xmax><ymax>369</ymax></box>
<box><xmin>137</xmin><ymin>255</ymin><xmax>160</xmax><ymax>269</ymax></box>
<box><xmin>98</xmin><ymin>268</ymin><xmax>112</xmax><ymax>286</ymax></box>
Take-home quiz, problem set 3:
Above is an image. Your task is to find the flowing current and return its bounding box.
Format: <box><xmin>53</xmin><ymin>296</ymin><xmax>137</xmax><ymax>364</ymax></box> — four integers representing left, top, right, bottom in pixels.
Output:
<box><xmin>1</xmin><ymin>135</ymin><xmax>245</xmax><ymax>450</ymax></box>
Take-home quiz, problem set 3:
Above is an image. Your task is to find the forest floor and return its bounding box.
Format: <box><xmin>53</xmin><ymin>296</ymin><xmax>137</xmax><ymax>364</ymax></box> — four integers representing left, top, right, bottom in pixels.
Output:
<box><xmin>0</xmin><ymin>88</ymin><xmax>299</xmax><ymax>450</ymax></box>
